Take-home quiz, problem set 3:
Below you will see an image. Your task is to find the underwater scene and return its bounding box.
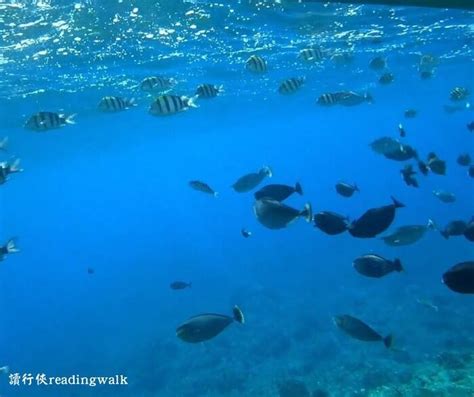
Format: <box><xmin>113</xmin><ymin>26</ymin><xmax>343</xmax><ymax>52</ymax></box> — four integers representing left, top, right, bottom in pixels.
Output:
<box><xmin>0</xmin><ymin>0</ymin><xmax>473</xmax><ymax>396</ymax></box>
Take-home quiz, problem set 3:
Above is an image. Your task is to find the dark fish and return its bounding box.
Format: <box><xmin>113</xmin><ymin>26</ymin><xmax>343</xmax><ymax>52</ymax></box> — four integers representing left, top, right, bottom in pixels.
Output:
<box><xmin>170</xmin><ymin>281</ymin><xmax>192</xmax><ymax>290</ymax></box>
<box><xmin>369</xmin><ymin>56</ymin><xmax>386</xmax><ymax>70</ymax></box>
<box><xmin>334</xmin><ymin>315</ymin><xmax>392</xmax><ymax>348</ymax></box>
<box><xmin>401</xmin><ymin>164</ymin><xmax>418</xmax><ymax>188</ymax></box>
<box><xmin>349</xmin><ymin>197</ymin><xmax>405</xmax><ymax>238</ymax></box>
<box><xmin>140</xmin><ymin>76</ymin><xmax>176</xmax><ymax>92</ymax></box>
<box><xmin>464</xmin><ymin>218</ymin><xmax>474</xmax><ymax>242</ymax></box>
<box><xmin>467</xmin><ymin>122</ymin><xmax>474</xmax><ymax>132</ymax></box>
<box><xmin>335</xmin><ymin>182</ymin><xmax>359</xmax><ymax>197</ymax></box>
<box><xmin>149</xmin><ymin>95</ymin><xmax>198</xmax><ymax>116</ymax></box>
<box><xmin>457</xmin><ymin>154</ymin><xmax>471</xmax><ymax>166</ymax></box>
<box><xmin>381</xmin><ymin>219</ymin><xmax>435</xmax><ymax>246</ymax></box>
<box><xmin>427</xmin><ymin>153</ymin><xmax>446</xmax><ymax>175</ymax></box>
<box><xmin>353</xmin><ymin>254</ymin><xmax>403</xmax><ymax>278</ymax></box>
<box><xmin>246</xmin><ymin>55</ymin><xmax>267</xmax><ymax>73</ymax></box>
<box><xmin>469</xmin><ymin>165</ymin><xmax>474</xmax><ymax>178</ymax></box>
<box><xmin>0</xmin><ymin>159</ymin><xmax>22</xmax><ymax>185</ymax></box>
<box><xmin>379</xmin><ymin>72</ymin><xmax>394</xmax><ymax>85</ymax></box>
<box><xmin>313</xmin><ymin>211</ymin><xmax>349</xmax><ymax>235</ymax></box>
<box><xmin>398</xmin><ymin>123</ymin><xmax>406</xmax><ymax>138</ymax></box>
<box><xmin>383</xmin><ymin>143</ymin><xmax>418</xmax><ymax>161</ymax></box>
<box><xmin>432</xmin><ymin>190</ymin><xmax>456</xmax><ymax>203</ymax></box>
<box><xmin>0</xmin><ymin>239</ymin><xmax>19</xmax><ymax>261</ymax></box>
<box><xmin>176</xmin><ymin>306</ymin><xmax>244</xmax><ymax>343</ymax></box>
<box><xmin>278</xmin><ymin>78</ymin><xmax>305</xmax><ymax>95</ymax></box>
<box><xmin>420</xmin><ymin>70</ymin><xmax>433</xmax><ymax>80</ymax></box>
<box><xmin>254</xmin><ymin>182</ymin><xmax>303</xmax><ymax>202</ymax></box>
<box><xmin>440</xmin><ymin>220</ymin><xmax>467</xmax><ymax>239</ymax></box>
<box><xmin>417</xmin><ymin>160</ymin><xmax>429</xmax><ymax>176</ymax></box>
<box><xmin>87</xmin><ymin>267</ymin><xmax>95</xmax><ymax>275</ymax></box>
<box><xmin>25</xmin><ymin>111</ymin><xmax>76</xmax><ymax>131</ymax></box>
<box><xmin>404</xmin><ymin>109</ymin><xmax>417</xmax><ymax>118</ymax></box>
<box><xmin>370</xmin><ymin>137</ymin><xmax>402</xmax><ymax>155</ymax></box>
<box><xmin>253</xmin><ymin>199</ymin><xmax>312</xmax><ymax>230</ymax></box>
<box><xmin>450</xmin><ymin>87</ymin><xmax>470</xmax><ymax>102</ymax></box>
<box><xmin>317</xmin><ymin>91</ymin><xmax>372</xmax><ymax>107</ymax></box>
<box><xmin>189</xmin><ymin>180</ymin><xmax>218</xmax><ymax>197</ymax></box>
<box><xmin>196</xmin><ymin>84</ymin><xmax>223</xmax><ymax>99</ymax></box>
<box><xmin>241</xmin><ymin>228</ymin><xmax>252</xmax><ymax>238</ymax></box>
<box><xmin>98</xmin><ymin>96</ymin><xmax>136</xmax><ymax>112</ymax></box>
<box><xmin>232</xmin><ymin>166</ymin><xmax>272</xmax><ymax>193</ymax></box>
<box><xmin>442</xmin><ymin>262</ymin><xmax>474</xmax><ymax>294</ymax></box>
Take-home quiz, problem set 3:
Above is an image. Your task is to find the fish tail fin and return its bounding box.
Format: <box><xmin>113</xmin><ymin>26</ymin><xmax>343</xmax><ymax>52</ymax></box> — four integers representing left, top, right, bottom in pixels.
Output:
<box><xmin>301</xmin><ymin>203</ymin><xmax>312</xmax><ymax>223</ymax></box>
<box><xmin>187</xmin><ymin>95</ymin><xmax>199</xmax><ymax>108</ymax></box>
<box><xmin>0</xmin><ymin>137</ymin><xmax>8</xmax><ymax>152</ymax></box>
<box><xmin>263</xmin><ymin>165</ymin><xmax>273</xmax><ymax>177</ymax></box>
<box><xmin>393</xmin><ymin>258</ymin><xmax>403</xmax><ymax>272</ymax></box>
<box><xmin>9</xmin><ymin>158</ymin><xmax>23</xmax><ymax>173</ymax></box>
<box><xmin>6</xmin><ymin>238</ymin><xmax>19</xmax><ymax>254</ymax></box>
<box><xmin>233</xmin><ymin>305</ymin><xmax>245</xmax><ymax>324</ymax></box>
<box><xmin>427</xmin><ymin>218</ymin><xmax>437</xmax><ymax>230</ymax></box>
<box><xmin>391</xmin><ymin>196</ymin><xmax>405</xmax><ymax>208</ymax></box>
<box><xmin>65</xmin><ymin>114</ymin><xmax>77</xmax><ymax>125</ymax></box>
<box><xmin>383</xmin><ymin>335</ymin><xmax>393</xmax><ymax>349</ymax></box>
<box><xmin>295</xmin><ymin>182</ymin><xmax>303</xmax><ymax>195</ymax></box>
<box><xmin>213</xmin><ymin>191</ymin><xmax>219</xmax><ymax>198</ymax></box>
<box><xmin>440</xmin><ymin>230</ymin><xmax>449</xmax><ymax>239</ymax></box>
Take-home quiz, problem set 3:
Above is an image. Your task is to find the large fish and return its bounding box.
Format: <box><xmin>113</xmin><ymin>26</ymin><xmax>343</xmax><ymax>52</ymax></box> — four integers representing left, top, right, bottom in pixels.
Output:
<box><xmin>353</xmin><ymin>254</ymin><xmax>403</xmax><ymax>278</ymax></box>
<box><xmin>334</xmin><ymin>315</ymin><xmax>393</xmax><ymax>349</ymax></box>
<box><xmin>254</xmin><ymin>182</ymin><xmax>303</xmax><ymax>201</ymax></box>
<box><xmin>381</xmin><ymin>219</ymin><xmax>435</xmax><ymax>246</ymax></box>
<box><xmin>176</xmin><ymin>306</ymin><xmax>245</xmax><ymax>343</ymax></box>
<box><xmin>313</xmin><ymin>211</ymin><xmax>349</xmax><ymax>235</ymax></box>
<box><xmin>254</xmin><ymin>199</ymin><xmax>312</xmax><ymax>229</ymax></box>
<box><xmin>232</xmin><ymin>166</ymin><xmax>272</xmax><ymax>193</ymax></box>
<box><xmin>442</xmin><ymin>262</ymin><xmax>474</xmax><ymax>294</ymax></box>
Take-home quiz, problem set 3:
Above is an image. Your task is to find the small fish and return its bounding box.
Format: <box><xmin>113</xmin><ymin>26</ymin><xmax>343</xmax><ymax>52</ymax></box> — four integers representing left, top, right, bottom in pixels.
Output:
<box><xmin>176</xmin><ymin>305</ymin><xmax>244</xmax><ymax>343</ymax></box>
<box><xmin>98</xmin><ymin>96</ymin><xmax>136</xmax><ymax>112</ymax></box>
<box><xmin>379</xmin><ymin>72</ymin><xmax>394</xmax><ymax>85</ymax></box>
<box><xmin>140</xmin><ymin>76</ymin><xmax>176</xmax><ymax>93</ymax></box>
<box><xmin>417</xmin><ymin>160</ymin><xmax>429</xmax><ymax>176</ymax></box>
<box><xmin>432</xmin><ymin>190</ymin><xmax>455</xmax><ymax>203</ymax></box>
<box><xmin>369</xmin><ymin>56</ymin><xmax>386</xmax><ymax>70</ymax></box>
<box><xmin>335</xmin><ymin>182</ymin><xmax>359</xmax><ymax>198</ymax></box>
<box><xmin>442</xmin><ymin>261</ymin><xmax>474</xmax><ymax>294</ymax></box>
<box><xmin>278</xmin><ymin>78</ymin><xmax>305</xmax><ymax>95</ymax></box>
<box><xmin>398</xmin><ymin>123</ymin><xmax>406</xmax><ymax>137</ymax></box>
<box><xmin>440</xmin><ymin>220</ymin><xmax>467</xmax><ymax>239</ymax></box>
<box><xmin>427</xmin><ymin>153</ymin><xmax>446</xmax><ymax>175</ymax></box>
<box><xmin>467</xmin><ymin>122</ymin><xmax>474</xmax><ymax>132</ymax></box>
<box><xmin>232</xmin><ymin>166</ymin><xmax>272</xmax><ymax>193</ymax></box>
<box><xmin>254</xmin><ymin>199</ymin><xmax>312</xmax><ymax>230</ymax></box>
<box><xmin>149</xmin><ymin>95</ymin><xmax>198</xmax><ymax>116</ymax></box>
<box><xmin>0</xmin><ymin>159</ymin><xmax>23</xmax><ymax>185</ymax></box>
<box><xmin>420</xmin><ymin>70</ymin><xmax>433</xmax><ymax>80</ymax></box>
<box><xmin>254</xmin><ymin>182</ymin><xmax>303</xmax><ymax>202</ymax></box>
<box><xmin>349</xmin><ymin>197</ymin><xmax>405</xmax><ymax>238</ymax></box>
<box><xmin>246</xmin><ymin>55</ymin><xmax>267</xmax><ymax>73</ymax></box>
<box><xmin>0</xmin><ymin>137</ymin><xmax>8</xmax><ymax>152</ymax></box>
<box><xmin>381</xmin><ymin>219</ymin><xmax>435</xmax><ymax>246</ymax></box>
<box><xmin>0</xmin><ymin>238</ymin><xmax>19</xmax><ymax>261</ymax></box>
<box><xmin>404</xmin><ymin>109</ymin><xmax>417</xmax><ymax>118</ymax></box>
<box><xmin>196</xmin><ymin>84</ymin><xmax>224</xmax><ymax>99</ymax></box>
<box><xmin>401</xmin><ymin>164</ymin><xmax>418</xmax><ymax>188</ymax></box>
<box><xmin>317</xmin><ymin>92</ymin><xmax>372</xmax><ymax>107</ymax></box>
<box><xmin>87</xmin><ymin>267</ymin><xmax>95</xmax><ymax>275</ymax></box>
<box><xmin>298</xmin><ymin>47</ymin><xmax>325</xmax><ymax>62</ymax></box>
<box><xmin>25</xmin><ymin>111</ymin><xmax>76</xmax><ymax>132</ymax></box>
<box><xmin>353</xmin><ymin>254</ymin><xmax>403</xmax><ymax>278</ymax></box>
<box><xmin>370</xmin><ymin>137</ymin><xmax>402</xmax><ymax>156</ymax></box>
<box><xmin>313</xmin><ymin>211</ymin><xmax>349</xmax><ymax>235</ymax></box>
<box><xmin>450</xmin><ymin>87</ymin><xmax>470</xmax><ymax>102</ymax></box>
<box><xmin>189</xmin><ymin>180</ymin><xmax>218</xmax><ymax>197</ymax></box>
<box><xmin>334</xmin><ymin>315</ymin><xmax>393</xmax><ymax>349</ymax></box>
<box><xmin>457</xmin><ymin>154</ymin><xmax>471</xmax><ymax>166</ymax></box>
<box><xmin>170</xmin><ymin>281</ymin><xmax>192</xmax><ymax>290</ymax></box>
<box><xmin>241</xmin><ymin>228</ymin><xmax>252</xmax><ymax>238</ymax></box>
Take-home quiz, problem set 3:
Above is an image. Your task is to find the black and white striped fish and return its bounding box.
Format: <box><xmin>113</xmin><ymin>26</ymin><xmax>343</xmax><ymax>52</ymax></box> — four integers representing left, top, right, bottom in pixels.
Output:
<box><xmin>195</xmin><ymin>84</ymin><xmax>224</xmax><ymax>99</ymax></box>
<box><xmin>25</xmin><ymin>112</ymin><xmax>76</xmax><ymax>132</ymax></box>
<box><xmin>278</xmin><ymin>78</ymin><xmax>305</xmax><ymax>95</ymax></box>
<box><xmin>317</xmin><ymin>92</ymin><xmax>373</xmax><ymax>107</ymax></box>
<box><xmin>298</xmin><ymin>47</ymin><xmax>325</xmax><ymax>62</ymax></box>
<box><xmin>149</xmin><ymin>95</ymin><xmax>198</xmax><ymax>116</ymax></box>
<box><xmin>140</xmin><ymin>76</ymin><xmax>176</xmax><ymax>93</ymax></box>
<box><xmin>246</xmin><ymin>55</ymin><xmax>267</xmax><ymax>73</ymax></box>
<box><xmin>450</xmin><ymin>87</ymin><xmax>470</xmax><ymax>102</ymax></box>
<box><xmin>98</xmin><ymin>96</ymin><xmax>136</xmax><ymax>112</ymax></box>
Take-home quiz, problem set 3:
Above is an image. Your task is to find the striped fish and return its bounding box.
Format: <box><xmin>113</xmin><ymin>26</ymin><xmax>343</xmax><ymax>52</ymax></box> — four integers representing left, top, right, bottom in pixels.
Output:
<box><xmin>317</xmin><ymin>92</ymin><xmax>372</xmax><ymax>107</ymax></box>
<box><xmin>149</xmin><ymin>95</ymin><xmax>198</xmax><ymax>116</ymax></box>
<box><xmin>140</xmin><ymin>76</ymin><xmax>176</xmax><ymax>93</ymax></box>
<box><xmin>298</xmin><ymin>47</ymin><xmax>325</xmax><ymax>62</ymax></box>
<box><xmin>278</xmin><ymin>78</ymin><xmax>305</xmax><ymax>95</ymax></box>
<box><xmin>98</xmin><ymin>96</ymin><xmax>136</xmax><ymax>112</ymax></box>
<box><xmin>246</xmin><ymin>55</ymin><xmax>267</xmax><ymax>73</ymax></box>
<box><xmin>195</xmin><ymin>84</ymin><xmax>224</xmax><ymax>99</ymax></box>
<box><xmin>25</xmin><ymin>112</ymin><xmax>76</xmax><ymax>132</ymax></box>
<box><xmin>450</xmin><ymin>87</ymin><xmax>470</xmax><ymax>102</ymax></box>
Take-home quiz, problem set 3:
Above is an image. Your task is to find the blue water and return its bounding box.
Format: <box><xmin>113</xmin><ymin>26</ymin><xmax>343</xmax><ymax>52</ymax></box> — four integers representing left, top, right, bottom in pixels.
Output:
<box><xmin>1</xmin><ymin>1</ymin><xmax>473</xmax><ymax>396</ymax></box>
